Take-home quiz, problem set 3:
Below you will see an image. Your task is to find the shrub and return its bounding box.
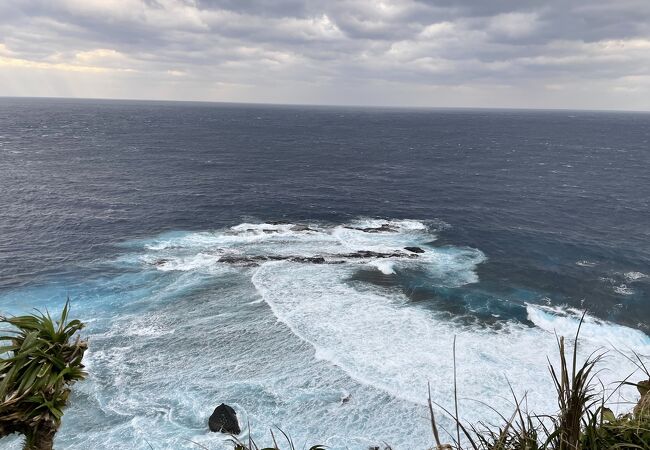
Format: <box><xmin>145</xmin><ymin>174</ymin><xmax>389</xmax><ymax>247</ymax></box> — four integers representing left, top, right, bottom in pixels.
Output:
<box><xmin>0</xmin><ymin>302</ymin><xmax>87</xmax><ymax>450</ymax></box>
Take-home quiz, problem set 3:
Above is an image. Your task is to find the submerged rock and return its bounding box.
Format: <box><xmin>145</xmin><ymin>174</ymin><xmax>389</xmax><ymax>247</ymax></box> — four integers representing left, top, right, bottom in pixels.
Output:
<box><xmin>290</xmin><ymin>224</ymin><xmax>317</xmax><ymax>232</ymax></box>
<box><xmin>208</xmin><ymin>403</ymin><xmax>240</xmax><ymax>434</ymax></box>
<box><xmin>292</xmin><ymin>256</ymin><xmax>326</xmax><ymax>264</ymax></box>
<box><xmin>150</xmin><ymin>248</ymin><xmax>421</xmax><ymax>270</ymax></box>
<box><xmin>211</xmin><ymin>250</ymin><xmax>416</xmax><ymax>267</ymax></box>
<box><xmin>346</xmin><ymin>223</ymin><xmax>397</xmax><ymax>233</ymax></box>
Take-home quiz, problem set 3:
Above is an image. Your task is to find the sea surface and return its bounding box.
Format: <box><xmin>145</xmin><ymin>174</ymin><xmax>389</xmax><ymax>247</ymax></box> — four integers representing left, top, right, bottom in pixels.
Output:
<box><xmin>0</xmin><ymin>98</ymin><xmax>649</xmax><ymax>449</ymax></box>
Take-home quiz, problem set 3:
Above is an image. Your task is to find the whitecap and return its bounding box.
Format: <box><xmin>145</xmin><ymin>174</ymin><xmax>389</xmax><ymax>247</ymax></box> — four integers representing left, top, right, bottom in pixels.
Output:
<box><xmin>70</xmin><ymin>219</ymin><xmax>649</xmax><ymax>449</ymax></box>
<box><xmin>527</xmin><ymin>304</ymin><xmax>650</xmax><ymax>349</ymax></box>
<box><xmin>253</xmin><ymin>260</ymin><xmax>649</xmax><ymax>423</ymax></box>
<box><xmin>576</xmin><ymin>260</ymin><xmax>597</xmax><ymax>267</ymax></box>
<box><xmin>625</xmin><ymin>271</ymin><xmax>647</xmax><ymax>282</ymax></box>
<box><xmin>368</xmin><ymin>260</ymin><xmax>396</xmax><ymax>275</ymax></box>
<box><xmin>614</xmin><ymin>284</ymin><xmax>634</xmax><ymax>295</ymax></box>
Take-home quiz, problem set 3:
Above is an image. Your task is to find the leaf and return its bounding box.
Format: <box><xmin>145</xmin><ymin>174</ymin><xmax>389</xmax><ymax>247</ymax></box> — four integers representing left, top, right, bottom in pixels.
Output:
<box><xmin>602</xmin><ymin>407</ymin><xmax>616</xmax><ymax>423</ymax></box>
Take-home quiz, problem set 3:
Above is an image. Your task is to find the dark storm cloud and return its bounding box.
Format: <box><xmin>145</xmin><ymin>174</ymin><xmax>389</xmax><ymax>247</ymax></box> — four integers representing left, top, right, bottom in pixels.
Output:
<box><xmin>1</xmin><ymin>0</ymin><xmax>649</xmax><ymax>108</ymax></box>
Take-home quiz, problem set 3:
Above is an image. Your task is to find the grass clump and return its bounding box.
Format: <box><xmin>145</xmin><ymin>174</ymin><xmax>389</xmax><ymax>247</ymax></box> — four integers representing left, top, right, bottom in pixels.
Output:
<box><xmin>223</xmin><ymin>315</ymin><xmax>649</xmax><ymax>450</ymax></box>
<box><xmin>0</xmin><ymin>301</ymin><xmax>87</xmax><ymax>450</ymax></box>
<box><xmin>224</xmin><ymin>319</ymin><xmax>649</xmax><ymax>450</ymax></box>
<box><xmin>428</xmin><ymin>315</ymin><xmax>650</xmax><ymax>450</ymax></box>
<box><xmin>231</xmin><ymin>429</ymin><xmax>326</xmax><ymax>450</ymax></box>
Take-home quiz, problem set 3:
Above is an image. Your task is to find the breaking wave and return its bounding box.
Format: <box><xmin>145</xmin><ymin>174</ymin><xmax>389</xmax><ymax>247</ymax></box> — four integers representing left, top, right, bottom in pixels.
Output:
<box><xmin>137</xmin><ymin>219</ymin><xmax>649</xmax><ymax>420</ymax></box>
<box><xmin>3</xmin><ymin>219</ymin><xmax>648</xmax><ymax>450</ymax></box>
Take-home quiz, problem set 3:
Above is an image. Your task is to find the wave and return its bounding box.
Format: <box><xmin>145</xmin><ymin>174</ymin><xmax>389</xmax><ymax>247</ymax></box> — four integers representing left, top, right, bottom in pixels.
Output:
<box><xmin>25</xmin><ymin>219</ymin><xmax>647</xmax><ymax>449</ymax></box>
<box><xmin>625</xmin><ymin>271</ymin><xmax>647</xmax><ymax>282</ymax></box>
<box><xmin>124</xmin><ymin>218</ymin><xmax>649</xmax><ymax>423</ymax></box>
<box><xmin>141</xmin><ymin>219</ymin><xmax>484</xmax><ymax>283</ymax></box>
<box><xmin>252</xmin><ymin>257</ymin><xmax>650</xmax><ymax>420</ymax></box>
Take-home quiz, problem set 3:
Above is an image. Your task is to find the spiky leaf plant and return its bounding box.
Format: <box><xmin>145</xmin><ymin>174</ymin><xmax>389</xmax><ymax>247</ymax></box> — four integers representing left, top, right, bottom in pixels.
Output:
<box><xmin>0</xmin><ymin>301</ymin><xmax>87</xmax><ymax>450</ymax></box>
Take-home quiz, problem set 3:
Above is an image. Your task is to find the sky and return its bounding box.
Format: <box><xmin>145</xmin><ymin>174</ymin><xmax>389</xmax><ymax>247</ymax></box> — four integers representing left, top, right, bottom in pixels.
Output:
<box><xmin>1</xmin><ymin>0</ymin><xmax>650</xmax><ymax>110</ymax></box>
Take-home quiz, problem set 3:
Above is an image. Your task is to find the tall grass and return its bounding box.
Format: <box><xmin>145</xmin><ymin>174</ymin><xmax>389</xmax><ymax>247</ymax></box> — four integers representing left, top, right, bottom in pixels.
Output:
<box><xmin>426</xmin><ymin>315</ymin><xmax>649</xmax><ymax>450</ymax></box>
<box><xmin>231</xmin><ymin>315</ymin><xmax>649</xmax><ymax>450</ymax></box>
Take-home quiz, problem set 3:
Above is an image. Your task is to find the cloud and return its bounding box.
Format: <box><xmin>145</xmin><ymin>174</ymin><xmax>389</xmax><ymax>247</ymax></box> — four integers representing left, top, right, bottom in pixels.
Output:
<box><xmin>0</xmin><ymin>0</ymin><xmax>649</xmax><ymax>109</ymax></box>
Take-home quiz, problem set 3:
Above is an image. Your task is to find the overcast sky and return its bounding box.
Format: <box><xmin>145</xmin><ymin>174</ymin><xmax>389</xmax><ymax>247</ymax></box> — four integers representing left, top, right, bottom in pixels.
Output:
<box><xmin>1</xmin><ymin>0</ymin><xmax>650</xmax><ymax>110</ymax></box>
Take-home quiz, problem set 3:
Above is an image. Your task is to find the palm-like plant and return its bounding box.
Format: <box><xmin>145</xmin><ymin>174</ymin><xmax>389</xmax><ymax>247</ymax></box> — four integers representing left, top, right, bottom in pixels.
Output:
<box><xmin>0</xmin><ymin>301</ymin><xmax>87</xmax><ymax>450</ymax></box>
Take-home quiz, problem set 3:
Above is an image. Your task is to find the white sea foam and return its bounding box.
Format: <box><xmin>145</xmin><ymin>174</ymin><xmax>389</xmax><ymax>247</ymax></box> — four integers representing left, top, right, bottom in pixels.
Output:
<box><xmin>231</xmin><ymin>222</ymin><xmax>297</xmax><ymax>233</ymax></box>
<box><xmin>151</xmin><ymin>252</ymin><xmax>221</xmax><ymax>272</ymax></box>
<box><xmin>368</xmin><ymin>260</ymin><xmax>396</xmax><ymax>275</ymax></box>
<box><xmin>625</xmin><ymin>271</ymin><xmax>647</xmax><ymax>282</ymax></box>
<box><xmin>347</xmin><ymin>218</ymin><xmax>429</xmax><ymax>231</ymax></box>
<box><xmin>576</xmin><ymin>260</ymin><xmax>597</xmax><ymax>267</ymax></box>
<box><xmin>143</xmin><ymin>219</ymin><xmax>466</xmax><ymax>277</ymax></box>
<box><xmin>614</xmin><ymin>284</ymin><xmax>635</xmax><ymax>295</ymax></box>
<box><xmin>527</xmin><ymin>304</ymin><xmax>650</xmax><ymax>349</ymax></box>
<box><xmin>40</xmin><ymin>219</ymin><xmax>650</xmax><ymax>450</ymax></box>
<box><xmin>252</xmin><ymin>259</ymin><xmax>649</xmax><ymax>422</ymax></box>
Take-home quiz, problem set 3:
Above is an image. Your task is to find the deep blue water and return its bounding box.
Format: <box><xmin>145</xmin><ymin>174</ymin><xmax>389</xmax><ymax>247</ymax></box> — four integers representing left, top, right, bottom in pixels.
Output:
<box><xmin>0</xmin><ymin>98</ymin><xmax>649</xmax><ymax>449</ymax></box>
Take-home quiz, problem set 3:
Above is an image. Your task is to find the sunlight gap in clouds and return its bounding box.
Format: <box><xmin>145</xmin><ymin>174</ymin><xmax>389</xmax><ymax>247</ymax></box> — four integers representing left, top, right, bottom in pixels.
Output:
<box><xmin>0</xmin><ymin>0</ymin><xmax>649</xmax><ymax>109</ymax></box>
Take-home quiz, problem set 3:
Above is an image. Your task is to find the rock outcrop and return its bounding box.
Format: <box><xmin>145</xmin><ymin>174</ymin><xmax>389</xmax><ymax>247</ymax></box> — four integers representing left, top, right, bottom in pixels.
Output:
<box><xmin>346</xmin><ymin>223</ymin><xmax>397</xmax><ymax>233</ymax></box>
<box><xmin>208</xmin><ymin>403</ymin><xmax>240</xmax><ymax>434</ymax></box>
<box><xmin>290</xmin><ymin>224</ymin><xmax>317</xmax><ymax>232</ymax></box>
<box><xmin>154</xmin><ymin>250</ymin><xmax>419</xmax><ymax>268</ymax></box>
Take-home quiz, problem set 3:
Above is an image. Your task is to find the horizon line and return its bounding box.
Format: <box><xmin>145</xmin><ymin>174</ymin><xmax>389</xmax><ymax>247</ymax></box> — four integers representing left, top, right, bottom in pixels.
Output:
<box><xmin>1</xmin><ymin>95</ymin><xmax>649</xmax><ymax>114</ymax></box>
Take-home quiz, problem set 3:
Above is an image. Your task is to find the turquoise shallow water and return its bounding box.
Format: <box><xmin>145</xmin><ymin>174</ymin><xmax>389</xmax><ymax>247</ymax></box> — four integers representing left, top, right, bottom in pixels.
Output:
<box><xmin>1</xmin><ymin>220</ymin><xmax>648</xmax><ymax>449</ymax></box>
<box><xmin>0</xmin><ymin>99</ymin><xmax>649</xmax><ymax>449</ymax></box>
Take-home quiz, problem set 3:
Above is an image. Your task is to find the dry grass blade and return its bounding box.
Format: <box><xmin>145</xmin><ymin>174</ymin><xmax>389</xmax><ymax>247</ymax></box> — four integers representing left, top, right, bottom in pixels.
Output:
<box><xmin>428</xmin><ymin>381</ymin><xmax>443</xmax><ymax>448</ymax></box>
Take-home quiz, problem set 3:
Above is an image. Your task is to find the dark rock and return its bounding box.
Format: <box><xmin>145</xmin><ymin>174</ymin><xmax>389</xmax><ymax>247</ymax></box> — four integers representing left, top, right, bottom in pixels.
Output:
<box><xmin>208</xmin><ymin>403</ymin><xmax>240</xmax><ymax>434</ymax></box>
<box><xmin>215</xmin><ymin>249</ymin><xmax>417</xmax><ymax>267</ymax></box>
<box><xmin>341</xmin><ymin>250</ymin><xmax>409</xmax><ymax>259</ymax></box>
<box><xmin>345</xmin><ymin>223</ymin><xmax>397</xmax><ymax>233</ymax></box>
<box><xmin>291</xmin><ymin>224</ymin><xmax>316</xmax><ymax>232</ymax></box>
<box><xmin>218</xmin><ymin>255</ymin><xmax>254</xmax><ymax>264</ymax></box>
<box><xmin>373</xmin><ymin>223</ymin><xmax>397</xmax><ymax>233</ymax></box>
<box><xmin>291</xmin><ymin>256</ymin><xmax>326</xmax><ymax>264</ymax></box>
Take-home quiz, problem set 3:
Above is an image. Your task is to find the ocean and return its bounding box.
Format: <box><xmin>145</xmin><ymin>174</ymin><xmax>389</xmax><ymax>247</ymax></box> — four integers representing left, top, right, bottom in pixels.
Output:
<box><xmin>0</xmin><ymin>97</ymin><xmax>649</xmax><ymax>449</ymax></box>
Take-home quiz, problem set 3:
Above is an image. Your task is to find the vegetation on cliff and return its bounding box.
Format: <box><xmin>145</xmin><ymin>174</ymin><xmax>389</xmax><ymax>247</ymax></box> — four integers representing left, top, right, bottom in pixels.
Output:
<box><xmin>0</xmin><ymin>302</ymin><xmax>87</xmax><ymax>450</ymax></box>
